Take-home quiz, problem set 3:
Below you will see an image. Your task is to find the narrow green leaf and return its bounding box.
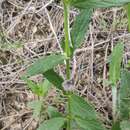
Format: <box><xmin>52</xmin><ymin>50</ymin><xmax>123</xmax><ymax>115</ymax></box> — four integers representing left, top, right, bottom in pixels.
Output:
<box><xmin>120</xmin><ymin>120</ymin><xmax>130</xmax><ymax>130</ymax></box>
<box><xmin>109</xmin><ymin>43</ymin><xmax>124</xmax><ymax>86</ymax></box>
<box><xmin>119</xmin><ymin>70</ymin><xmax>130</xmax><ymax>119</ymax></box>
<box><xmin>26</xmin><ymin>54</ymin><xmax>66</xmax><ymax>76</ymax></box>
<box><xmin>37</xmin><ymin>117</ymin><xmax>65</xmax><ymax>130</ymax></box>
<box><xmin>71</xmin><ymin>8</ymin><xmax>92</xmax><ymax>50</ymax></box>
<box><xmin>70</xmin><ymin>0</ymin><xmax>130</xmax><ymax>9</ymax></box>
<box><xmin>27</xmin><ymin>100</ymin><xmax>42</xmax><ymax>119</ymax></box>
<box><xmin>70</xmin><ymin>94</ymin><xmax>97</xmax><ymax>119</ymax></box>
<box><xmin>43</xmin><ymin>69</ymin><xmax>64</xmax><ymax>90</ymax></box>
<box><xmin>47</xmin><ymin>106</ymin><xmax>62</xmax><ymax>118</ymax></box>
<box><xmin>75</xmin><ymin>117</ymin><xmax>106</xmax><ymax>130</ymax></box>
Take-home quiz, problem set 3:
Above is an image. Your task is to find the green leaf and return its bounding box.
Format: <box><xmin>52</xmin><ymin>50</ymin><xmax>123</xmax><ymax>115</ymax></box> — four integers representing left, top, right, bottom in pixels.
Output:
<box><xmin>24</xmin><ymin>78</ymin><xmax>51</xmax><ymax>96</ymax></box>
<box><xmin>26</xmin><ymin>79</ymin><xmax>43</xmax><ymax>96</ymax></box>
<box><xmin>69</xmin><ymin>94</ymin><xmax>106</xmax><ymax>130</ymax></box>
<box><xmin>70</xmin><ymin>0</ymin><xmax>130</xmax><ymax>9</ymax></box>
<box><xmin>71</xmin><ymin>8</ymin><xmax>92</xmax><ymax>50</ymax></box>
<box><xmin>26</xmin><ymin>54</ymin><xmax>66</xmax><ymax>77</ymax></box>
<box><xmin>37</xmin><ymin>117</ymin><xmax>65</xmax><ymax>130</ymax></box>
<box><xmin>111</xmin><ymin>121</ymin><xmax>121</xmax><ymax>130</ymax></box>
<box><xmin>43</xmin><ymin>69</ymin><xmax>64</xmax><ymax>90</ymax></box>
<box><xmin>70</xmin><ymin>94</ymin><xmax>97</xmax><ymax>119</ymax></box>
<box><xmin>119</xmin><ymin>70</ymin><xmax>130</xmax><ymax>119</ymax></box>
<box><xmin>41</xmin><ymin>79</ymin><xmax>51</xmax><ymax>95</ymax></box>
<box><xmin>120</xmin><ymin>120</ymin><xmax>130</xmax><ymax>130</ymax></box>
<box><xmin>47</xmin><ymin>106</ymin><xmax>62</xmax><ymax>118</ymax></box>
<box><xmin>75</xmin><ymin>117</ymin><xmax>106</xmax><ymax>130</ymax></box>
<box><xmin>109</xmin><ymin>43</ymin><xmax>124</xmax><ymax>86</ymax></box>
<box><xmin>27</xmin><ymin>100</ymin><xmax>42</xmax><ymax>119</ymax></box>
<box><xmin>126</xmin><ymin>3</ymin><xmax>130</xmax><ymax>32</ymax></box>
<box><xmin>61</xmin><ymin>8</ymin><xmax>92</xmax><ymax>56</ymax></box>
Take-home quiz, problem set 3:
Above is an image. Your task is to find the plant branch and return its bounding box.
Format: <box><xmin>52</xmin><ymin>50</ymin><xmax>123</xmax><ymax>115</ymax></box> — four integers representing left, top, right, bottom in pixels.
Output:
<box><xmin>63</xmin><ymin>1</ymin><xmax>71</xmax><ymax>130</ymax></box>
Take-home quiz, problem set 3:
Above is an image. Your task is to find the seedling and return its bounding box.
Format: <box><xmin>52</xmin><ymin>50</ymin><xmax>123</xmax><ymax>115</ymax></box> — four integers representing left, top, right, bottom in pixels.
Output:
<box><xmin>23</xmin><ymin>0</ymin><xmax>130</xmax><ymax>130</ymax></box>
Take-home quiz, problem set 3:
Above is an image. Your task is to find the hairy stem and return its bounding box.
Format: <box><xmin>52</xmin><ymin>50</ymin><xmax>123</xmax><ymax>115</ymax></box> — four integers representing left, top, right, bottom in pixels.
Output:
<box><xmin>126</xmin><ymin>3</ymin><xmax>130</xmax><ymax>32</ymax></box>
<box><xmin>67</xmin><ymin>95</ymin><xmax>71</xmax><ymax>130</ymax></box>
<box><xmin>63</xmin><ymin>1</ymin><xmax>71</xmax><ymax>130</ymax></box>
<box><xmin>112</xmin><ymin>86</ymin><xmax>117</xmax><ymax>122</ymax></box>
<box><xmin>63</xmin><ymin>0</ymin><xmax>70</xmax><ymax>79</ymax></box>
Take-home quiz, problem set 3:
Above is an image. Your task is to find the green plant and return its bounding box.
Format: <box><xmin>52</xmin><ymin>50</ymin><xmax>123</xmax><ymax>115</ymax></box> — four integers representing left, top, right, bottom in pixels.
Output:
<box><xmin>109</xmin><ymin>43</ymin><xmax>124</xmax><ymax>122</ymax></box>
<box><xmin>109</xmin><ymin>43</ymin><xmax>130</xmax><ymax>130</ymax></box>
<box><xmin>22</xmin><ymin>0</ymin><xmax>130</xmax><ymax>130</ymax></box>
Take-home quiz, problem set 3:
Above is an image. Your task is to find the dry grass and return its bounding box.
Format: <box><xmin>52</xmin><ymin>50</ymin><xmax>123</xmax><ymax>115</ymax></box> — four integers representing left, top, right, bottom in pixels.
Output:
<box><xmin>0</xmin><ymin>0</ymin><xmax>130</xmax><ymax>129</ymax></box>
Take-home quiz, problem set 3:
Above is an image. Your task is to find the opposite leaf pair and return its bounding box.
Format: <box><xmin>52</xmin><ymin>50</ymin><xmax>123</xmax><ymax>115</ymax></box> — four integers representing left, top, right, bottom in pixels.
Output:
<box><xmin>38</xmin><ymin>94</ymin><xmax>106</xmax><ymax>130</ymax></box>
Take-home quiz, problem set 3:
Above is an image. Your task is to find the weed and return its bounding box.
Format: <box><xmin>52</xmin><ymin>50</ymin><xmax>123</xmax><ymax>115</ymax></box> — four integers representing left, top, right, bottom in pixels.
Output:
<box><xmin>23</xmin><ymin>0</ymin><xmax>130</xmax><ymax>130</ymax></box>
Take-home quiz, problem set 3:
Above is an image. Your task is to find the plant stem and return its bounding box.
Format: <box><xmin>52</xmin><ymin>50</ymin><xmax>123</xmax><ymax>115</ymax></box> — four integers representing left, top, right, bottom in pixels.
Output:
<box><xmin>112</xmin><ymin>86</ymin><xmax>117</xmax><ymax>122</ymax></box>
<box><xmin>63</xmin><ymin>0</ymin><xmax>70</xmax><ymax>79</ymax></box>
<box><xmin>63</xmin><ymin>1</ymin><xmax>71</xmax><ymax>130</ymax></box>
<box><xmin>67</xmin><ymin>94</ymin><xmax>71</xmax><ymax>130</ymax></box>
<box><xmin>126</xmin><ymin>3</ymin><xmax>130</xmax><ymax>32</ymax></box>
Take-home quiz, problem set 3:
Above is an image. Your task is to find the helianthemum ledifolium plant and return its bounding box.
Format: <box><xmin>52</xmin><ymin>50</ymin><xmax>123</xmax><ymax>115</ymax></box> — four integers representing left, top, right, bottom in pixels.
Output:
<box><xmin>22</xmin><ymin>0</ymin><xmax>130</xmax><ymax>130</ymax></box>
